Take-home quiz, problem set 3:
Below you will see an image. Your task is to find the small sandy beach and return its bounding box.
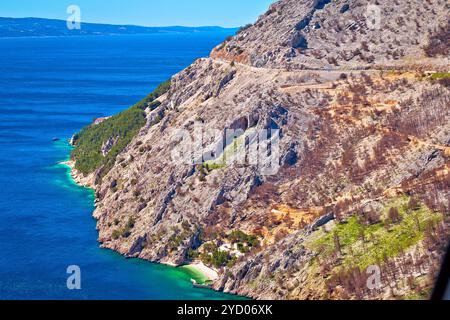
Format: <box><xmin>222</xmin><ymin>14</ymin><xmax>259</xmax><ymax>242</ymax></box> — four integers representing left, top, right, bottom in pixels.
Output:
<box><xmin>182</xmin><ymin>262</ymin><xmax>219</xmax><ymax>284</ymax></box>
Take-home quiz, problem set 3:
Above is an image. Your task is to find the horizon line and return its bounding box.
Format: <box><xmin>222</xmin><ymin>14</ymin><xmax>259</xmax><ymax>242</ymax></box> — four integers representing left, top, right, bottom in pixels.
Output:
<box><xmin>0</xmin><ymin>16</ymin><xmax>241</xmax><ymax>30</ymax></box>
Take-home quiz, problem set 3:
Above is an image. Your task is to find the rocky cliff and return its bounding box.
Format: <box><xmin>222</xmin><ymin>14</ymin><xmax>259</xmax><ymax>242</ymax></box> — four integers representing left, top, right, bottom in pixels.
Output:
<box><xmin>72</xmin><ymin>0</ymin><xmax>450</xmax><ymax>300</ymax></box>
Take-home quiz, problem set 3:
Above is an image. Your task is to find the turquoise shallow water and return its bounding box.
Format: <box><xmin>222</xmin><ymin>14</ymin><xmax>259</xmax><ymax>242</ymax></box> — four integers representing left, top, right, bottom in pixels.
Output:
<box><xmin>0</xmin><ymin>33</ymin><xmax>243</xmax><ymax>300</ymax></box>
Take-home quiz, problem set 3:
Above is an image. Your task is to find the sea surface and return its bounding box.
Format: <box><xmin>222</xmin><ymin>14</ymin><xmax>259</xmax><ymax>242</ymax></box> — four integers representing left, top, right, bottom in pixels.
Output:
<box><xmin>0</xmin><ymin>32</ymin><xmax>242</xmax><ymax>300</ymax></box>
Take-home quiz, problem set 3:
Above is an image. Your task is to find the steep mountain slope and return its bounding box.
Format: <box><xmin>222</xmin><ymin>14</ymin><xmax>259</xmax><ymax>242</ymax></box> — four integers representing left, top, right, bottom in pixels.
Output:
<box><xmin>212</xmin><ymin>0</ymin><xmax>449</xmax><ymax>70</ymax></box>
<box><xmin>71</xmin><ymin>0</ymin><xmax>450</xmax><ymax>300</ymax></box>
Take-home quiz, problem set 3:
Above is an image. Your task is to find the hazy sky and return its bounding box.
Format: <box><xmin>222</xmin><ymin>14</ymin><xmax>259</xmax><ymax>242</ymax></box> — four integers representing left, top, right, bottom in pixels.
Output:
<box><xmin>0</xmin><ymin>0</ymin><xmax>276</xmax><ymax>27</ymax></box>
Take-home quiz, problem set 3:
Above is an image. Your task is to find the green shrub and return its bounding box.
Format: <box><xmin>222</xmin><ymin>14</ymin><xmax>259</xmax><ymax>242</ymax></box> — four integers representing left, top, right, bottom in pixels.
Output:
<box><xmin>203</xmin><ymin>242</ymin><xmax>218</xmax><ymax>252</ymax></box>
<box><xmin>111</xmin><ymin>216</ymin><xmax>136</xmax><ymax>240</ymax></box>
<box><xmin>182</xmin><ymin>220</ymin><xmax>191</xmax><ymax>231</ymax></box>
<box><xmin>203</xmin><ymin>163</ymin><xmax>226</xmax><ymax>171</ymax></box>
<box><xmin>228</xmin><ymin>230</ymin><xmax>259</xmax><ymax>247</ymax></box>
<box><xmin>201</xmin><ymin>250</ymin><xmax>231</xmax><ymax>268</ymax></box>
<box><xmin>71</xmin><ymin>80</ymin><xmax>171</xmax><ymax>176</ymax></box>
<box><xmin>430</xmin><ymin>72</ymin><xmax>450</xmax><ymax>80</ymax></box>
<box><xmin>135</xmin><ymin>80</ymin><xmax>171</xmax><ymax>110</ymax></box>
<box><xmin>211</xmin><ymin>250</ymin><xmax>231</xmax><ymax>268</ymax></box>
<box><xmin>112</xmin><ymin>229</ymin><xmax>122</xmax><ymax>240</ymax></box>
<box><xmin>186</xmin><ymin>248</ymin><xmax>199</xmax><ymax>260</ymax></box>
<box><xmin>126</xmin><ymin>217</ymin><xmax>135</xmax><ymax>229</ymax></box>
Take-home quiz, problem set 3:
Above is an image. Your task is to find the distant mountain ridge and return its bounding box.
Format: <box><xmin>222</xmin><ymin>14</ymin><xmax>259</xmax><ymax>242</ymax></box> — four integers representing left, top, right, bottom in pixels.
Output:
<box><xmin>0</xmin><ymin>17</ymin><xmax>237</xmax><ymax>38</ymax></box>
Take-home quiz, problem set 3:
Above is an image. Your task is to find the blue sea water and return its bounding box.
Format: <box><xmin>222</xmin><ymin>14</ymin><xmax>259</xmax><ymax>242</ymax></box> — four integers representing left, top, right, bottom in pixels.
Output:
<box><xmin>0</xmin><ymin>32</ymin><xmax>241</xmax><ymax>300</ymax></box>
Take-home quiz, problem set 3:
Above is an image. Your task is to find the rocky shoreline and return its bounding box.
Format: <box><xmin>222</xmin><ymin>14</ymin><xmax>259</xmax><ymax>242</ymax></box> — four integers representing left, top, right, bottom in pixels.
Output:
<box><xmin>61</xmin><ymin>160</ymin><xmax>95</xmax><ymax>189</ymax></box>
<box><xmin>64</xmin><ymin>157</ymin><xmax>224</xmax><ymax>292</ymax></box>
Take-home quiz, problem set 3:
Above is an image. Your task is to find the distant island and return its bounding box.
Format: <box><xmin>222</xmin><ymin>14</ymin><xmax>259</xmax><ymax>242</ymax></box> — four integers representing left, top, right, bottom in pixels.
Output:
<box><xmin>0</xmin><ymin>17</ymin><xmax>238</xmax><ymax>38</ymax></box>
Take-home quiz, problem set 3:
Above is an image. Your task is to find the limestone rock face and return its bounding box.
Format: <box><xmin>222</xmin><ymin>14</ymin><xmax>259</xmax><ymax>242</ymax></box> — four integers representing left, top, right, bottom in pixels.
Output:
<box><xmin>101</xmin><ymin>136</ymin><xmax>119</xmax><ymax>156</ymax></box>
<box><xmin>86</xmin><ymin>0</ymin><xmax>450</xmax><ymax>299</ymax></box>
<box><xmin>212</xmin><ymin>0</ymin><xmax>449</xmax><ymax>70</ymax></box>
